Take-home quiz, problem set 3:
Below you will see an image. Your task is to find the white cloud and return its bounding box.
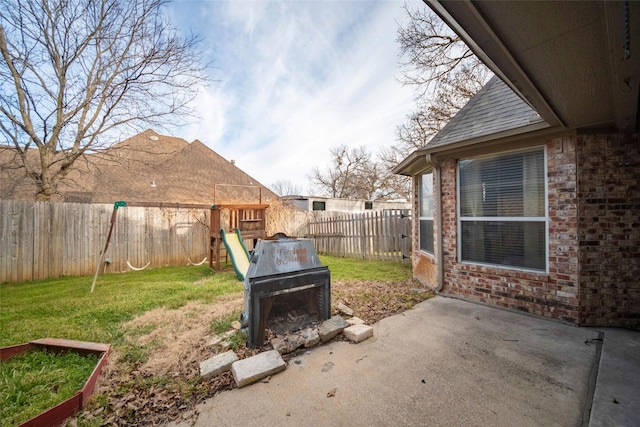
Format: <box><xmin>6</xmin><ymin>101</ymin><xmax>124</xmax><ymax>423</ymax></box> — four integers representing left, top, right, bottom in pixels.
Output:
<box><xmin>168</xmin><ymin>0</ymin><xmax>418</xmax><ymax>194</ymax></box>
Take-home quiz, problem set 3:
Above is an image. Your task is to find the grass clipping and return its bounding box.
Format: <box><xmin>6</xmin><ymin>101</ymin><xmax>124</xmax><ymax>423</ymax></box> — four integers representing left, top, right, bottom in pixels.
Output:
<box><xmin>77</xmin><ymin>278</ymin><xmax>432</xmax><ymax>426</ymax></box>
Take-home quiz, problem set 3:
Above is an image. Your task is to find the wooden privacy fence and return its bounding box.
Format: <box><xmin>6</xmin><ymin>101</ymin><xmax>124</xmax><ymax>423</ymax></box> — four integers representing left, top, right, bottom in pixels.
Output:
<box><xmin>0</xmin><ymin>200</ymin><xmax>210</xmax><ymax>283</ymax></box>
<box><xmin>304</xmin><ymin>210</ymin><xmax>412</xmax><ymax>261</ymax></box>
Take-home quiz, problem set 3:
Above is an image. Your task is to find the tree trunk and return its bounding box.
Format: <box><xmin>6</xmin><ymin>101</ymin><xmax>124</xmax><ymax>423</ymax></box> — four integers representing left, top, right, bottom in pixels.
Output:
<box><xmin>35</xmin><ymin>148</ymin><xmax>55</xmax><ymax>202</ymax></box>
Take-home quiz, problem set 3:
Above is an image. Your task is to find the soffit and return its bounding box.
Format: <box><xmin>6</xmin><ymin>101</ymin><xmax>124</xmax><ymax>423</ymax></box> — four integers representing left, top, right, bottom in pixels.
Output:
<box><xmin>426</xmin><ymin>0</ymin><xmax>640</xmax><ymax>133</ymax></box>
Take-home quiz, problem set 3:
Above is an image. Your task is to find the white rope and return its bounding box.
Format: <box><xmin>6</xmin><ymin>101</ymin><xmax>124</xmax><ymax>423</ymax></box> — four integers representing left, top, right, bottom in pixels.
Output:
<box><xmin>187</xmin><ymin>257</ymin><xmax>208</xmax><ymax>266</ymax></box>
<box><xmin>126</xmin><ymin>260</ymin><xmax>151</xmax><ymax>271</ymax></box>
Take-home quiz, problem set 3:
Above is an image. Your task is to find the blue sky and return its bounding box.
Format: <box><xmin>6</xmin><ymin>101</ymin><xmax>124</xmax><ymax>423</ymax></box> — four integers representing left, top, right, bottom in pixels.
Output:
<box><xmin>165</xmin><ymin>0</ymin><xmax>419</xmax><ymax>194</ymax></box>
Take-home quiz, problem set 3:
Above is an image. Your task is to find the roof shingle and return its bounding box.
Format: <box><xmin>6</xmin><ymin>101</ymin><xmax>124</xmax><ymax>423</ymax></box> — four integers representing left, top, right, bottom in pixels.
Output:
<box><xmin>426</xmin><ymin>76</ymin><xmax>548</xmax><ymax>149</ymax></box>
<box><xmin>0</xmin><ymin>129</ymin><xmax>277</xmax><ymax>204</ymax></box>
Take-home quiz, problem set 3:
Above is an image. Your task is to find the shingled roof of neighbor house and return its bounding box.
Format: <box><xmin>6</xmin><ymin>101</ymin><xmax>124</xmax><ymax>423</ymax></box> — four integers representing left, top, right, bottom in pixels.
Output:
<box><xmin>0</xmin><ymin>129</ymin><xmax>277</xmax><ymax>204</ymax></box>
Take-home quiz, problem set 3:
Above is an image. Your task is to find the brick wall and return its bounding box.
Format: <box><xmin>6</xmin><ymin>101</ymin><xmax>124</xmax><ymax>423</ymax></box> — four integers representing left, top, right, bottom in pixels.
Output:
<box><xmin>408</xmin><ymin>134</ymin><xmax>639</xmax><ymax>328</ymax></box>
<box><xmin>577</xmin><ymin>134</ymin><xmax>640</xmax><ymax>328</ymax></box>
<box><xmin>436</xmin><ymin>139</ymin><xmax>582</xmax><ymax>323</ymax></box>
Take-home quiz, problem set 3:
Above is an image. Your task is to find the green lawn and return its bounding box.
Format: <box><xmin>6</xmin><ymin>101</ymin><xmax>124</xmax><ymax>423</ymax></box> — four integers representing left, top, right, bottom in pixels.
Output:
<box><xmin>321</xmin><ymin>256</ymin><xmax>412</xmax><ymax>282</ymax></box>
<box><xmin>1</xmin><ymin>350</ymin><xmax>100</xmax><ymax>426</ymax></box>
<box><xmin>0</xmin><ymin>256</ymin><xmax>412</xmax><ymax>347</ymax></box>
<box><xmin>0</xmin><ymin>264</ymin><xmax>243</xmax><ymax>347</ymax></box>
<box><xmin>0</xmin><ymin>256</ymin><xmax>413</xmax><ymax>426</ymax></box>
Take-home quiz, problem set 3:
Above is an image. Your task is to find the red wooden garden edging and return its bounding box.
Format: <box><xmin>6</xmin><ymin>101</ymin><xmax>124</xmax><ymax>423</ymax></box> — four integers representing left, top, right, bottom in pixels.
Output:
<box><xmin>0</xmin><ymin>338</ymin><xmax>111</xmax><ymax>427</ymax></box>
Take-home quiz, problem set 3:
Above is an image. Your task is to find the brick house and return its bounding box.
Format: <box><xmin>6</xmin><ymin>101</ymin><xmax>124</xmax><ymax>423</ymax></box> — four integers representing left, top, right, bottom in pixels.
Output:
<box><xmin>394</xmin><ymin>1</ymin><xmax>639</xmax><ymax>329</ymax></box>
<box><xmin>0</xmin><ymin>129</ymin><xmax>277</xmax><ymax>205</ymax></box>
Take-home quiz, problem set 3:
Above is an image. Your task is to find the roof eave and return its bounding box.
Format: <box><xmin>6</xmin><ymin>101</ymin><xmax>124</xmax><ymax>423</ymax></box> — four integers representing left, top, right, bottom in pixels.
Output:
<box><xmin>424</xmin><ymin>0</ymin><xmax>565</xmax><ymax>128</ymax></box>
<box><xmin>392</xmin><ymin>149</ymin><xmax>430</xmax><ymax>176</ymax></box>
<box><xmin>424</xmin><ymin>0</ymin><xmax>640</xmax><ymax>133</ymax></box>
<box><xmin>394</xmin><ymin>122</ymin><xmax>568</xmax><ymax>176</ymax></box>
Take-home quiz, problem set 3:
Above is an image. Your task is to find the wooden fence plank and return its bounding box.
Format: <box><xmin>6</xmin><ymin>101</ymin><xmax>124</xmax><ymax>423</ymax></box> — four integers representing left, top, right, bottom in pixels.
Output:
<box><xmin>50</xmin><ymin>202</ymin><xmax>61</xmax><ymax>278</ymax></box>
<box><xmin>0</xmin><ymin>201</ymin><xmax>8</xmax><ymax>283</ymax></box>
<box><xmin>1</xmin><ymin>200</ymin><xmax>410</xmax><ymax>282</ymax></box>
<box><xmin>305</xmin><ymin>209</ymin><xmax>412</xmax><ymax>262</ymax></box>
<box><xmin>0</xmin><ymin>201</ymin><xmax>213</xmax><ymax>283</ymax></box>
<box><xmin>30</xmin><ymin>202</ymin><xmax>38</xmax><ymax>280</ymax></box>
<box><xmin>14</xmin><ymin>202</ymin><xmax>26</xmax><ymax>282</ymax></box>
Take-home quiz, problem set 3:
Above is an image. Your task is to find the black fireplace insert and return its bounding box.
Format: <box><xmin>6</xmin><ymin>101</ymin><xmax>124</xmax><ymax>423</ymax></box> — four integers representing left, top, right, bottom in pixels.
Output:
<box><xmin>241</xmin><ymin>237</ymin><xmax>331</xmax><ymax>348</ymax></box>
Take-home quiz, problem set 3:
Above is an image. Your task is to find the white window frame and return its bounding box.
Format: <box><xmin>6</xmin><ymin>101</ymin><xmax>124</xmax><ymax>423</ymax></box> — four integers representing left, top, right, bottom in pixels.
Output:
<box><xmin>456</xmin><ymin>147</ymin><xmax>549</xmax><ymax>273</ymax></box>
<box><xmin>419</xmin><ymin>170</ymin><xmax>434</xmax><ymax>254</ymax></box>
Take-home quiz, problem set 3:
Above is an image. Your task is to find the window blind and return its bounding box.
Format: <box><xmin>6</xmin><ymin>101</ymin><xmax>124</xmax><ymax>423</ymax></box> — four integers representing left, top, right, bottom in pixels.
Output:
<box><xmin>420</xmin><ymin>172</ymin><xmax>434</xmax><ymax>253</ymax></box>
<box><xmin>459</xmin><ymin>149</ymin><xmax>546</xmax><ymax>271</ymax></box>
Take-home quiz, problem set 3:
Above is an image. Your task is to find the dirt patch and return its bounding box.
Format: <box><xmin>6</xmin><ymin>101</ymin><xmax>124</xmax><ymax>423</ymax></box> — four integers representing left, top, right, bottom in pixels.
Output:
<box><xmin>332</xmin><ymin>278</ymin><xmax>433</xmax><ymax>325</ymax></box>
<box><xmin>75</xmin><ymin>278</ymin><xmax>433</xmax><ymax>426</ymax></box>
<box><xmin>123</xmin><ymin>296</ymin><xmax>243</xmax><ymax>376</ymax></box>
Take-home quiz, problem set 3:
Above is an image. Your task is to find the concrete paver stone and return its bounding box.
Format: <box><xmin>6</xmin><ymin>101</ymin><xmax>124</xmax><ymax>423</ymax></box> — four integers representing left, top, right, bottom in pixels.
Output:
<box><xmin>199</xmin><ymin>350</ymin><xmax>238</xmax><ymax>380</ymax></box>
<box><xmin>231</xmin><ymin>349</ymin><xmax>286</xmax><ymax>387</ymax></box>
<box><xmin>346</xmin><ymin>316</ymin><xmax>365</xmax><ymax>326</ymax></box>
<box><xmin>300</xmin><ymin>329</ymin><xmax>320</xmax><ymax>348</ymax></box>
<box><xmin>319</xmin><ymin>315</ymin><xmax>349</xmax><ymax>342</ymax></box>
<box><xmin>271</xmin><ymin>335</ymin><xmax>305</xmax><ymax>355</ymax></box>
<box><xmin>206</xmin><ymin>330</ymin><xmax>235</xmax><ymax>347</ymax></box>
<box><xmin>343</xmin><ymin>323</ymin><xmax>374</xmax><ymax>343</ymax></box>
<box><xmin>337</xmin><ymin>302</ymin><xmax>354</xmax><ymax>316</ymax></box>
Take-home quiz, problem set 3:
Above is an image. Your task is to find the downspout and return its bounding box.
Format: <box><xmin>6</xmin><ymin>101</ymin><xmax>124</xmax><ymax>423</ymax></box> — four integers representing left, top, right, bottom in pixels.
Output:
<box><xmin>425</xmin><ymin>153</ymin><xmax>444</xmax><ymax>292</ymax></box>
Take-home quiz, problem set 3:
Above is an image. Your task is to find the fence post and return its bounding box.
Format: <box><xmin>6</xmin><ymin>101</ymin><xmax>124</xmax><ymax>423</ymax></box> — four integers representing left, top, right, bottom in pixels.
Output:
<box><xmin>401</xmin><ymin>209</ymin><xmax>411</xmax><ymax>262</ymax></box>
<box><xmin>359</xmin><ymin>213</ymin><xmax>364</xmax><ymax>259</ymax></box>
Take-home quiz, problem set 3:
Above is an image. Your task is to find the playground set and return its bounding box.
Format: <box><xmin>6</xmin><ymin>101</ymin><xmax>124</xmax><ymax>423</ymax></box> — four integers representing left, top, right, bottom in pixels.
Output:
<box><xmin>209</xmin><ymin>203</ymin><xmax>269</xmax><ymax>274</ymax></box>
<box><xmin>91</xmin><ymin>196</ymin><xmax>331</xmax><ymax>349</ymax></box>
<box><xmin>90</xmin><ymin>192</ymin><xmax>269</xmax><ymax>291</ymax></box>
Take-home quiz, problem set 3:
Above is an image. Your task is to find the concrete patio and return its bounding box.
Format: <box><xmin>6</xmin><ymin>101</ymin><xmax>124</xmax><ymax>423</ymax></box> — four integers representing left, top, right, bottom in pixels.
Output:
<box><xmin>172</xmin><ymin>296</ymin><xmax>639</xmax><ymax>427</ymax></box>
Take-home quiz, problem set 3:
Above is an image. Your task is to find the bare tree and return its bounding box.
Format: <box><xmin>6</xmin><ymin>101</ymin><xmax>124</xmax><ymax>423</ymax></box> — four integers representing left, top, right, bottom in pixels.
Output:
<box><xmin>377</xmin><ymin>146</ymin><xmax>412</xmax><ymax>200</ymax></box>
<box><xmin>270</xmin><ymin>180</ymin><xmax>304</xmax><ymax>197</ymax></box>
<box><xmin>0</xmin><ymin>0</ymin><xmax>208</xmax><ymax>200</ymax></box>
<box><xmin>308</xmin><ymin>145</ymin><xmax>372</xmax><ymax>199</ymax></box>
<box><xmin>308</xmin><ymin>4</ymin><xmax>491</xmax><ymax>202</ymax></box>
<box><xmin>308</xmin><ymin>145</ymin><xmax>410</xmax><ymax>201</ymax></box>
<box><xmin>397</xmin><ymin>3</ymin><xmax>487</xmax><ymax>96</ymax></box>
<box><xmin>395</xmin><ymin>3</ymin><xmax>491</xmax><ymax>156</ymax></box>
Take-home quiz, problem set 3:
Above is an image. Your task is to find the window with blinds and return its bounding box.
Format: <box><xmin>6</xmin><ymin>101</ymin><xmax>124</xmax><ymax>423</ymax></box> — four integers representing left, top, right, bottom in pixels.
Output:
<box><xmin>420</xmin><ymin>171</ymin><xmax>434</xmax><ymax>254</ymax></box>
<box><xmin>458</xmin><ymin>148</ymin><xmax>547</xmax><ymax>271</ymax></box>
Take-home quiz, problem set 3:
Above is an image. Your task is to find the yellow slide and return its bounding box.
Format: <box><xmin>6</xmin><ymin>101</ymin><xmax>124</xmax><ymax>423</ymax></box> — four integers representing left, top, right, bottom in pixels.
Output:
<box><xmin>220</xmin><ymin>229</ymin><xmax>251</xmax><ymax>281</ymax></box>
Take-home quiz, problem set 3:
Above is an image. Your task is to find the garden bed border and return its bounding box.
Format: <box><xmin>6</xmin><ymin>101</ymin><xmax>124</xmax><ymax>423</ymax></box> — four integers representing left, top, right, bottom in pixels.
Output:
<box><xmin>0</xmin><ymin>338</ymin><xmax>111</xmax><ymax>427</ymax></box>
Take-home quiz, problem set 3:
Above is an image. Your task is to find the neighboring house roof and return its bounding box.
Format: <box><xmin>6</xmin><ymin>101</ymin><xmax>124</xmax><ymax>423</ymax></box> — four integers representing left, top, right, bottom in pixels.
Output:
<box><xmin>0</xmin><ymin>129</ymin><xmax>277</xmax><ymax>204</ymax></box>
<box><xmin>393</xmin><ymin>76</ymin><xmax>555</xmax><ymax>176</ymax></box>
<box><xmin>0</xmin><ymin>145</ymin><xmax>41</xmax><ymax>199</ymax></box>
